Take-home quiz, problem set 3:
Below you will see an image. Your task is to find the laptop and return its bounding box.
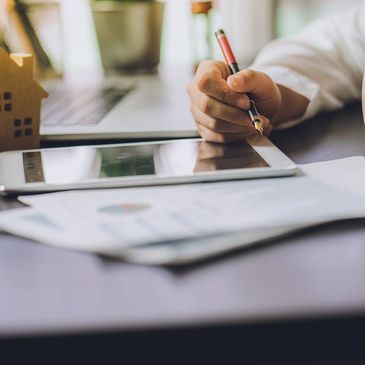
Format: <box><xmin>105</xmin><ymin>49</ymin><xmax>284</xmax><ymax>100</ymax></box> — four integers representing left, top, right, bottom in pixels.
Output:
<box><xmin>40</xmin><ymin>72</ymin><xmax>198</xmax><ymax>142</ymax></box>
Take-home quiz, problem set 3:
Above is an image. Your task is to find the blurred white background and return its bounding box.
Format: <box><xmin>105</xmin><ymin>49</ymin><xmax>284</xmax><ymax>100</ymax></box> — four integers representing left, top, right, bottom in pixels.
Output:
<box><xmin>59</xmin><ymin>0</ymin><xmax>360</xmax><ymax>75</ymax></box>
<box><xmin>60</xmin><ymin>0</ymin><xmax>196</xmax><ymax>74</ymax></box>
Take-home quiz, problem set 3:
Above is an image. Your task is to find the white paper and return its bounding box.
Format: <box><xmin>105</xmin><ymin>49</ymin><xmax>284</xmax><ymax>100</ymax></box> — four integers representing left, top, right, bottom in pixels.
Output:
<box><xmin>300</xmin><ymin>156</ymin><xmax>365</xmax><ymax>197</ymax></box>
<box><xmin>2</xmin><ymin>157</ymin><xmax>365</xmax><ymax>261</ymax></box>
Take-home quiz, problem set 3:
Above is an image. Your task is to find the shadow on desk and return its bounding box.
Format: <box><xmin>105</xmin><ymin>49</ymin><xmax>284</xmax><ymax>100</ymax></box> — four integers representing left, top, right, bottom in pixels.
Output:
<box><xmin>271</xmin><ymin>102</ymin><xmax>365</xmax><ymax>164</ymax></box>
<box><xmin>157</xmin><ymin>218</ymin><xmax>365</xmax><ymax>273</ymax></box>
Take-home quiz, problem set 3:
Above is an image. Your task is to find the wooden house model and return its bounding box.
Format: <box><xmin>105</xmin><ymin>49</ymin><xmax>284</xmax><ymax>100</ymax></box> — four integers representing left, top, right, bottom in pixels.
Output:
<box><xmin>0</xmin><ymin>48</ymin><xmax>48</xmax><ymax>152</ymax></box>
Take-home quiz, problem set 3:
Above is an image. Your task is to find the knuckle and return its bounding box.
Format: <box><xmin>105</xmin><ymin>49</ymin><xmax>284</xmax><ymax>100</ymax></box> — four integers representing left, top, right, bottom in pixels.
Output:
<box><xmin>197</xmin><ymin>73</ymin><xmax>213</xmax><ymax>93</ymax></box>
<box><xmin>197</xmin><ymin>60</ymin><xmax>217</xmax><ymax>72</ymax></box>
<box><xmin>199</xmin><ymin>59</ymin><xmax>214</xmax><ymax>68</ymax></box>
<box><xmin>216</xmin><ymin>88</ymin><xmax>229</xmax><ymax>103</ymax></box>
<box><xmin>196</xmin><ymin>123</ymin><xmax>204</xmax><ymax>135</ymax></box>
<box><xmin>198</xmin><ymin>60</ymin><xmax>230</xmax><ymax>78</ymax></box>
<box><xmin>220</xmin><ymin>135</ymin><xmax>231</xmax><ymax>144</ymax></box>
<box><xmin>208</xmin><ymin>118</ymin><xmax>219</xmax><ymax>131</ymax></box>
<box><xmin>217</xmin><ymin>60</ymin><xmax>230</xmax><ymax>72</ymax></box>
<box><xmin>212</xmin><ymin>133</ymin><xmax>227</xmax><ymax>144</ymax></box>
<box><xmin>201</xmin><ymin>96</ymin><xmax>213</xmax><ymax>114</ymax></box>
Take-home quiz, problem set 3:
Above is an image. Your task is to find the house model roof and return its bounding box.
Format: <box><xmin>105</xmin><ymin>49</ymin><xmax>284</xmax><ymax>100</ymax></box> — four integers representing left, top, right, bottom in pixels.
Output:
<box><xmin>0</xmin><ymin>48</ymin><xmax>48</xmax><ymax>99</ymax></box>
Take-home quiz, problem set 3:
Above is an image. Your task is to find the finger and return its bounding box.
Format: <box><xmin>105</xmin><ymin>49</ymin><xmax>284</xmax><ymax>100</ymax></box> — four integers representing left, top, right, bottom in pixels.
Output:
<box><xmin>261</xmin><ymin>115</ymin><xmax>273</xmax><ymax>136</ymax></box>
<box><xmin>254</xmin><ymin>114</ymin><xmax>273</xmax><ymax>137</ymax></box>
<box><xmin>188</xmin><ymin>85</ymin><xmax>253</xmax><ymax>127</ymax></box>
<box><xmin>190</xmin><ymin>103</ymin><xmax>254</xmax><ymax>134</ymax></box>
<box><xmin>227</xmin><ymin>69</ymin><xmax>274</xmax><ymax>96</ymax></box>
<box><xmin>193</xmin><ymin>60</ymin><xmax>250</xmax><ymax>109</ymax></box>
<box><xmin>194</xmin><ymin>66</ymin><xmax>250</xmax><ymax>110</ymax></box>
<box><xmin>196</xmin><ymin>60</ymin><xmax>231</xmax><ymax>80</ymax></box>
<box><xmin>196</xmin><ymin>122</ymin><xmax>256</xmax><ymax>144</ymax></box>
<box><xmin>227</xmin><ymin>69</ymin><xmax>281</xmax><ymax>116</ymax></box>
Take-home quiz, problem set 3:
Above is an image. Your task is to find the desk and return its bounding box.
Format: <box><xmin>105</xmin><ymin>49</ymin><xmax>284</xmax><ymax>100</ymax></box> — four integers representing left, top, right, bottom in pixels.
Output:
<box><xmin>1</xmin><ymin>103</ymin><xmax>365</xmax><ymax>364</ymax></box>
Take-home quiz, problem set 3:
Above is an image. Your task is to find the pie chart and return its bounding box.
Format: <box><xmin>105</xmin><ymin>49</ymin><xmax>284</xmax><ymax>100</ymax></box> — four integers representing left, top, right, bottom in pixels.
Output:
<box><xmin>98</xmin><ymin>203</ymin><xmax>150</xmax><ymax>215</ymax></box>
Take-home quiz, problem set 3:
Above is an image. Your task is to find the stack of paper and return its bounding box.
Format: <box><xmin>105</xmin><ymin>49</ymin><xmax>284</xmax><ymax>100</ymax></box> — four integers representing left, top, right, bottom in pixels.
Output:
<box><xmin>1</xmin><ymin>157</ymin><xmax>365</xmax><ymax>265</ymax></box>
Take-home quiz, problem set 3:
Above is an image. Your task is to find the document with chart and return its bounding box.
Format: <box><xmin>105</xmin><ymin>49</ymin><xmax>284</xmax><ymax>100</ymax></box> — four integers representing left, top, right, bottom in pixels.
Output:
<box><xmin>1</xmin><ymin>157</ymin><xmax>365</xmax><ymax>264</ymax></box>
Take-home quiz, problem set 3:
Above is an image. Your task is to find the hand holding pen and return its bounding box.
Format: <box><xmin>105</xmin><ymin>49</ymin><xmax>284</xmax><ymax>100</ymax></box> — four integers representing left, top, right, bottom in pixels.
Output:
<box><xmin>215</xmin><ymin>29</ymin><xmax>264</xmax><ymax>136</ymax></box>
<box><xmin>187</xmin><ymin>33</ymin><xmax>282</xmax><ymax>143</ymax></box>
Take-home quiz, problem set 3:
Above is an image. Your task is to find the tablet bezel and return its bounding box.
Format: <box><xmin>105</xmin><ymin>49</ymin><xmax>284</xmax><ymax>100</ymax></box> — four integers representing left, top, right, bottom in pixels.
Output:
<box><xmin>0</xmin><ymin>137</ymin><xmax>297</xmax><ymax>194</ymax></box>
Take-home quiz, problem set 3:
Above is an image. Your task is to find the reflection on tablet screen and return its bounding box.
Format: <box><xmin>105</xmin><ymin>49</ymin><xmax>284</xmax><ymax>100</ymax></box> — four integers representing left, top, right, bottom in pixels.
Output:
<box><xmin>23</xmin><ymin>140</ymin><xmax>269</xmax><ymax>183</ymax></box>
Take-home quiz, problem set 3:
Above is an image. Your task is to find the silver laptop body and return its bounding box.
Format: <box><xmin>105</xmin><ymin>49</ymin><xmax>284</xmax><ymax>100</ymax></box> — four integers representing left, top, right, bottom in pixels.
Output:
<box><xmin>40</xmin><ymin>72</ymin><xmax>198</xmax><ymax>141</ymax></box>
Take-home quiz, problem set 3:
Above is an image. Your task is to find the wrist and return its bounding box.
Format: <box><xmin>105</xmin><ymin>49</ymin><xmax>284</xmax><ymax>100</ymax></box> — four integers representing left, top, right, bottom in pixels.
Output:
<box><xmin>272</xmin><ymin>84</ymin><xmax>310</xmax><ymax>127</ymax></box>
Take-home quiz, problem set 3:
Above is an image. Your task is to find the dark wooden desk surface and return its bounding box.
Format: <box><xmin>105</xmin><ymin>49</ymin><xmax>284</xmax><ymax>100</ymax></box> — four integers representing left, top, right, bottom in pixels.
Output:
<box><xmin>1</xmin><ymin>103</ymin><xmax>365</xmax><ymax>364</ymax></box>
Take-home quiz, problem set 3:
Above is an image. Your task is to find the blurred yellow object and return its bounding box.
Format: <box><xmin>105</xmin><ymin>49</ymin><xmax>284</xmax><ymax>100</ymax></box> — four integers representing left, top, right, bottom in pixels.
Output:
<box><xmin>191</xmin><ymin>1</ymin><xmax>213</xmax><ymax>15</ymax></box>
<box><xmin>190</xmin><ymin>1</ymin><xmax>214</xmax><ymax>69</ymax></box>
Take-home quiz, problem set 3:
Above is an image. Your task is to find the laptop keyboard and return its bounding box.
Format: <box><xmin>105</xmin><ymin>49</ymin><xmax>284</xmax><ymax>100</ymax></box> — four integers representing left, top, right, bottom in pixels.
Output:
<box><xmin>41</xmin><ymin>85</ymin><xmax>132</xmax><ymax>126</ymax></box>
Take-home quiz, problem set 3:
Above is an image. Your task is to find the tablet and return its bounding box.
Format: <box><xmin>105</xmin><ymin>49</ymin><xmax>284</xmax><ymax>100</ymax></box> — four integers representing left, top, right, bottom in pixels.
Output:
<box><xmin>0</xmin><ymin>137</ymin><xmax>297</xmax><ymax>194</ymax></box>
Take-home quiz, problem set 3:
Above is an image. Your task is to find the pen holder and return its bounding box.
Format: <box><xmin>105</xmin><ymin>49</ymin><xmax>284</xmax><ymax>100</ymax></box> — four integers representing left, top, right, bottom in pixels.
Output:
<box><xmin>2</xmin><ymin>0</ymin><xmax>63</xmax><ymax>79</ymax></box>
<box><xmin>91</xmin><ymin>0</ymin><xmax>165</xmax><ymax>73</ymax></box>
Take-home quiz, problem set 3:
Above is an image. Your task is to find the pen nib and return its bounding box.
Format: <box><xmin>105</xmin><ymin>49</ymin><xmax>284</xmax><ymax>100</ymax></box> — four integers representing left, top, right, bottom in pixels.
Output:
<box><xmin>254</xmin><ymin>121</ymin><xmax>264</xmax><ymax>136</ymax></box>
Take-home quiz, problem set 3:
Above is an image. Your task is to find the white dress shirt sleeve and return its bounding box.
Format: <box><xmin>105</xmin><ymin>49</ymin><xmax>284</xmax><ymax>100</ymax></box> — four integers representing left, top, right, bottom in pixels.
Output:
<box><xmin>251</xmin><ymin>2</ymin><xmax>365</xmax><ymax>128</ymax></box>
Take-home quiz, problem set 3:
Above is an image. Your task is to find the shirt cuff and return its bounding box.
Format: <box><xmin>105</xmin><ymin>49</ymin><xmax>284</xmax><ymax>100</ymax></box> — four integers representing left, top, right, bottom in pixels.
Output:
<box><xmin>250</xmin><ymin>65</ymin><xmax>322</xmax><ymax>129</ymax></box>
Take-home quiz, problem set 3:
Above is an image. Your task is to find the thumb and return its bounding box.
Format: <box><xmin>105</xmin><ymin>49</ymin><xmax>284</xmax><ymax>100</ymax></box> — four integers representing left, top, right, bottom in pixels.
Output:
<box><xmin>227</xmin><ymin>69</ymin><xmax>281</xmax><ymax>117</ymax></box>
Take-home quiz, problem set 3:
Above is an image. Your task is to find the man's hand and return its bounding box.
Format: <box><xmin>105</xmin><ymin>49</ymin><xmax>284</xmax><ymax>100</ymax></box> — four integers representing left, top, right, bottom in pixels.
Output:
<box><xmin>187</xmin><ymin>60</ymin><xmax>281</xmax><ymax>143</ymax></box>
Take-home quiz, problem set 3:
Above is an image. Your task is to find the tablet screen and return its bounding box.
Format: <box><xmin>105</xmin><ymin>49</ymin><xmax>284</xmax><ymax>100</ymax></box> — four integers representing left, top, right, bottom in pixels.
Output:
<box><xmin>22</xmin><ymin>140</ymin><xmax>269</xmax><ymax>184</ymax></box>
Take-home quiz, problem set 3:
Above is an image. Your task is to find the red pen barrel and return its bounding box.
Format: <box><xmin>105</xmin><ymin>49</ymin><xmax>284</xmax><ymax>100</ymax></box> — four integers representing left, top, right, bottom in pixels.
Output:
<box><xmin>215</xmin><ymin>29</ymin><xmax>239</xmax><ymax>73</ymax></box>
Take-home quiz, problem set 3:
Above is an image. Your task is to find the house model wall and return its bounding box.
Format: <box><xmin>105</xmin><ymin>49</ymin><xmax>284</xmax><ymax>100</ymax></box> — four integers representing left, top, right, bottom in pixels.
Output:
<box><xmin>0</xmin><ymin>48</ymin><xmax>48</xmax><ymax>152</ymax></box>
